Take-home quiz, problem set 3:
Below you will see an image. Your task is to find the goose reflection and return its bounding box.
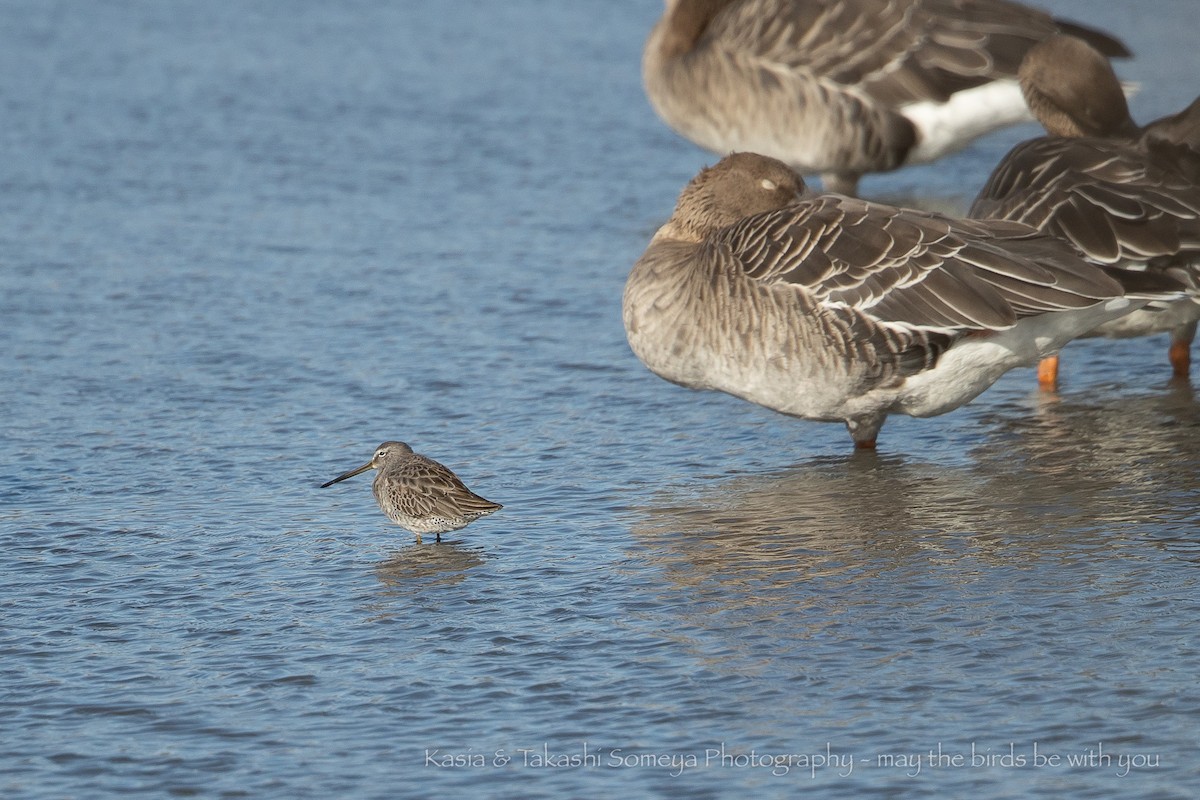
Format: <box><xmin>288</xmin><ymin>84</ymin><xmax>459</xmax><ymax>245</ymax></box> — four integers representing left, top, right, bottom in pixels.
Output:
<box><xmin>974</xmin><ymin>378</ymin><xmax>1200</xmax><ymax>505</ymax></box>
<box><xmin>628</xmin><ymin>386</ymin><xmax>1200</xmax><ymax>610</ymax></box>
<box><xmin>629</xmin><ymin>454</ymin><xmax>1009</xmax><ymax>604</ymax></box>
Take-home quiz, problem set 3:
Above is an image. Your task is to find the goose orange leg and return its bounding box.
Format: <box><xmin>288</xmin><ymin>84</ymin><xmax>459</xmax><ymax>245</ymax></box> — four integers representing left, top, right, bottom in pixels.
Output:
<box><xmin>1037</xmin><ymin>355</ymin><xmax>1060</xmax><ymax>391</ymax></box>
<box><xmin>1169</xmin><ymin>322</ymin><xmax>1196</xmax><ymax>379</ymax></box>
<box><xmin>847</xmin><ymin>415</ymin><xmax>883</xmax><ymax>449</ymax></box>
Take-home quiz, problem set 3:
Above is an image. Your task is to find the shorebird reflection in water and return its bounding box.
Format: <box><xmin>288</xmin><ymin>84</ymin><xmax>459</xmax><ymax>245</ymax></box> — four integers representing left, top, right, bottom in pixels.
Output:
<box><xmin>320</xmin><ymin>441</ymin><xmax>502</xmax><ymax>542</ymax></box>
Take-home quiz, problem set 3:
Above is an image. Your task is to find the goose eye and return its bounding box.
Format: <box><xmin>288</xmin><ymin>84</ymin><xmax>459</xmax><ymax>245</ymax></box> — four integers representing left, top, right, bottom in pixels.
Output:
<box><xmin>760</xmin><ymin>179</ymin><xmax>777</xmax><ymax>191</ymax></box>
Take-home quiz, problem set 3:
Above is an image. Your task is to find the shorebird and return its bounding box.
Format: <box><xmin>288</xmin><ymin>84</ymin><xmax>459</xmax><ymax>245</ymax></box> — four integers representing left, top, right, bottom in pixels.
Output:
<box><xmin>970</xmin><ymin>35</ymin><xmax>1200</xmax><ymax>388</ymax></box>
<box><xmin>321</xmin><ymin>441</ymin><xmax>502</xmax><ymax>542</ymax></box>
<box><xmin>642</xmin><ymin>0</ymin><xmax>1129</xmax><ymax>195</ymax></box>
<box><xmin>623</xmin><ymin>152</ymin><xmax>1178</xmax><ymax>448</ymax></box>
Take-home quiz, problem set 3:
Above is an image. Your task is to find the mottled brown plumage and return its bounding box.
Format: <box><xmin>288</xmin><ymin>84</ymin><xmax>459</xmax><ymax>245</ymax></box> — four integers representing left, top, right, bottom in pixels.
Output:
<box><xmin>321</xmin><ymin>441</ymin><xmax>501</xmax><ymax>542</ymax></box>
<box><xmin>971</xmin><ymin>35</ymin><xmax>1200</xmax><ymax>385</ymax></box>
<box><xmin>643</xmin><ymin>0</ymin><xmax>1128</xmax><ymax>195</ymax></box>
<box><xmin>624</xmin><ymin>153</ymin><xmax>1170</xmax><ymax>447</ymax></box>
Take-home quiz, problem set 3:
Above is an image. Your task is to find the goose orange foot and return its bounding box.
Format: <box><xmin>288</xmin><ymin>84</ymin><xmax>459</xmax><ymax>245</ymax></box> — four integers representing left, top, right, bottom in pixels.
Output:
<box><xmin>1169</xmin><ymin>339</ymin><xmax>1191</xmax><ymax>379</ymax></box>
<box><xmin>1037</xmin><ymin>355</ymin><xmax>1060</xmax><ymax>390</ymax></box>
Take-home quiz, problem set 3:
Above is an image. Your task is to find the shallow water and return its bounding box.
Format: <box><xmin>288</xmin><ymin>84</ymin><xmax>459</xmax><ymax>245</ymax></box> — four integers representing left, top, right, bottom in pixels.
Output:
<box><xmin>2</xmin><ymin>1</ymin><xmax>1198</xmax><ymax>798</ymax></box>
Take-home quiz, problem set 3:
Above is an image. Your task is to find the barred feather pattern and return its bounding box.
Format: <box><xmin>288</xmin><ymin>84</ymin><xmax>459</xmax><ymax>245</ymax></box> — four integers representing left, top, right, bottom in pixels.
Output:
<box><xmin>642</xmin><ymin>0</ymin><xmax>1128</xmax><ymax>191</ymax></box>
<box><xmin>971</xmin><ymin>138</ymin><xmax>1200</xmax><ymax>273</ymax></box>
<box><xmin>372</xmin><ymin>453</ymin><xmax>502</xmax><ymax>536</ymax></box>
<box><xmin>969</xmin><ymin>34</ymin><xmax>1200</xmax><ymax>359</ymax></box>
<box><xmin>623</xmin><ymin>153</ymin><xmax>1139</xmax><ymax>439</ymax></box>
<box><xmin>323</xmin><ymin>441</ymin><xmax>501</xmax><ymax>537</ymax></box>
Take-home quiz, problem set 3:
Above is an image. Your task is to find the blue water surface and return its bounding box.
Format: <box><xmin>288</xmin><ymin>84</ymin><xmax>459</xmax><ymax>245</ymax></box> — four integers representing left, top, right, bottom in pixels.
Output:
<box><xmin>1</xmin><ymin>1</ymin><xmax>1198</xmax><ymax>798</ymax></box>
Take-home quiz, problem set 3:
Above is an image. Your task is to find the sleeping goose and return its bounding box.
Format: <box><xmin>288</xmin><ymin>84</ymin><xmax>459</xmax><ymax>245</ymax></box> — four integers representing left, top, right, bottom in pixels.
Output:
<box><xmin>970</xmin><ymin>35</ymin><xmax>1200</xmax><ymax>387</ymax></box>
<box><xmin>642</xmin><ymin>0</ymin><xmax>1129</xmax><ymax>196</ymax></box>
<box><xmin>623</xmin><ymin>152</ymin><xmax>1177</xmax><ymax>448</ymax></box>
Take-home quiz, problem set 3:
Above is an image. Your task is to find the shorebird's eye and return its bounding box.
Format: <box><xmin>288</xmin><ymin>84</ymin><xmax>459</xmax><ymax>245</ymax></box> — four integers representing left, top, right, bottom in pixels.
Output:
<box><xmin>760</xmin><ymin>179</ymin><xmax>777</xmax><ymax>191</ymax></box>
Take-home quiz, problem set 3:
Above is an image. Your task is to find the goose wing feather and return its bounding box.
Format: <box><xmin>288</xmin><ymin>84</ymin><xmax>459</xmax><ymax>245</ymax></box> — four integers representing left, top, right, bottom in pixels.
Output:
<box><xmin>971</xmin><ymin>137</ymin><xmax>1200</xmax><ymax>265</ymax></box>
<box><xmin>704</xmin><ymin>0</ymin><xmax>1123</xmax><ymax>106</ymax></box>
<box><xmin>716</xmin><ymin>194</ymin><xmax>1120</xmax><ymax>333</ymax></box>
